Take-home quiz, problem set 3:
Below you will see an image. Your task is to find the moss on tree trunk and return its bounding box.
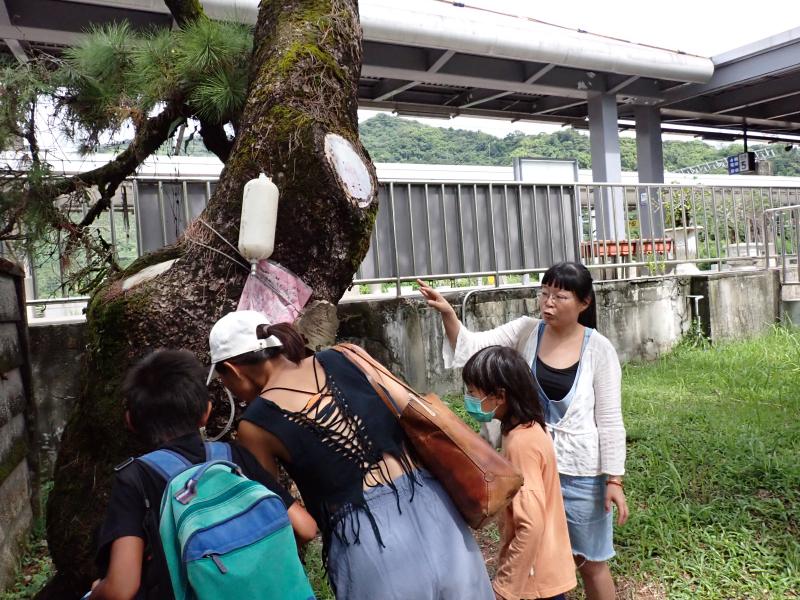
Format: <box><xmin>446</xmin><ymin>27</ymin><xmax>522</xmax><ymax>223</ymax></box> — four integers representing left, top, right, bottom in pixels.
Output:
<box><xmin>39</xmin><ymin>0</ymin><xmax>376</xmax><ymax>596</ymax></box>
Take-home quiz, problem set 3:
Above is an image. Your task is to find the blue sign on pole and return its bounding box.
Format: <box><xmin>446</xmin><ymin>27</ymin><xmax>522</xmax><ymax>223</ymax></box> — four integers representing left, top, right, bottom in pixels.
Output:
<box><xmin>727</xmin><ymin>151</ymin><xmax>756</xmax><ymax>175</ymax></box>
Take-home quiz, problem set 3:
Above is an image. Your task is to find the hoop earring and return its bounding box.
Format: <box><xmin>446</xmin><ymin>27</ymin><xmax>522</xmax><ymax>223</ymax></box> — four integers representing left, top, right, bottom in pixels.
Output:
<box><xmin>200</xmin><ymin>389</ymin><xmax>236</xmax><ymax>442</ymax></box>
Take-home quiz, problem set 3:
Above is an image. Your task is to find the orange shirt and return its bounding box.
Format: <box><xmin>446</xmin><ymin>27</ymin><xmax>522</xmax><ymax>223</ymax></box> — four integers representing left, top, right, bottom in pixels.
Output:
<box><xmin>493</xmin><ymin>423</ymin><xmax>577</xmax><ymax>600</ymax></box>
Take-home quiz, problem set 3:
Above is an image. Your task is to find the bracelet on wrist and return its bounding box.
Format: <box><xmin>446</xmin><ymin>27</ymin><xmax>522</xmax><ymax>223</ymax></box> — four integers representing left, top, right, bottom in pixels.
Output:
<box><xmin>606</xmin><ymin>479</ymin><xmax>624</xmax><ymax>489</ymax></box>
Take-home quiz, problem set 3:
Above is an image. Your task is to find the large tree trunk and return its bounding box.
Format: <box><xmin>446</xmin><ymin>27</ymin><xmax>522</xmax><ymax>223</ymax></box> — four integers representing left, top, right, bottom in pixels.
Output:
<box><xmin>39</xmin><ymin>1</ymin><xmax>377</xmax><ymax>596</ymax></box>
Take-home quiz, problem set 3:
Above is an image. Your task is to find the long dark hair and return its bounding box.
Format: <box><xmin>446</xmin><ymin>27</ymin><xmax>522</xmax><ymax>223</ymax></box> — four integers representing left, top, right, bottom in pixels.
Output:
<box><xmin>215</xmin><ymin>322</ymin><xmax>309</xmax><ymax>377</ymax></box>
<box><xmin>462</xmin><ymin>346</ymin><xmax>546</xmax><ymax>435</ymax></box>
<box><xmin>541</xmin><ymin>261</ymin><xmax>597</xmax><ymax>329</ymax></box>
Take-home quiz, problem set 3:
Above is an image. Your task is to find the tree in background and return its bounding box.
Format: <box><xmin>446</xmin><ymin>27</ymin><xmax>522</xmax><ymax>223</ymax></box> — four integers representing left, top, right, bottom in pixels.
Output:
<box><xmin>0</xmin><ymin>0</ymin><xmax>378</xmax><ymax>596</ymax></box>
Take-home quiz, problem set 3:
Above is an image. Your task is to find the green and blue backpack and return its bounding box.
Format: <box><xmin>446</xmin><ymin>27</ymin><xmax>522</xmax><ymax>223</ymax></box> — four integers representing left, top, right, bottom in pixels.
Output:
<box><xmin>137</xmin><ymin>442</ymin><xmax>315</xmax><ymax>600</ymax></box>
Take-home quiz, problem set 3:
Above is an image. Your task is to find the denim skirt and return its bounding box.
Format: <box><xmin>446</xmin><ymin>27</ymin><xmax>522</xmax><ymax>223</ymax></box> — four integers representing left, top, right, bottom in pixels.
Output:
<box><xmin>559</xmin><ymin>474</ymin><xmax>615</xmax><ymax>562</ymax></box>
<box><xmin>328</xmin><ymin>469</ymin><xmax>494</xmax><ymax>600</ymax></box>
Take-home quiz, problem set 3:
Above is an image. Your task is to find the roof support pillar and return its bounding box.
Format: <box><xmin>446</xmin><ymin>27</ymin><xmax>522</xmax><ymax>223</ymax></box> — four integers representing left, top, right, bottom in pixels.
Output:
<box><xmin>634</xmin><ymin>105</ymin><xmax>664</xmax><ymax>183</ymax></box>
<box><xmin>634</xmin><ymin>105</ymin><xmax>665</xmax><ymax>238</ymax></box>
<box><xmin>588</xmin><ymin>92</ymin><xmax>626</xmax><ymax>241</ymax></box>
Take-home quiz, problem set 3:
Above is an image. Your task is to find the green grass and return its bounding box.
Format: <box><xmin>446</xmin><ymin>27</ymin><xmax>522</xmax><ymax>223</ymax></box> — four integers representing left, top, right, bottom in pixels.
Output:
<box><xmin>304</xmin><ymin>539</ymin><xmax>334</xmax><ymax>599</ymax></box>
<box><xmin>616</xmin><ymin>326</ymin><xmax>800</xmax><ymax>598</ymax></box>
<box><xmin>2</xmin><ymin>482</ymin><xmax>54</xmax><ymax>599</ymax></box>
<box><xmin>445</xmin><ymin>394</ymin><xmax>481</xmax><ymax>432</ymax></box>
<box><xmin>1</xmin><ymin>539</ymin><xmax>52</xmax><ymax>599</ymax></box>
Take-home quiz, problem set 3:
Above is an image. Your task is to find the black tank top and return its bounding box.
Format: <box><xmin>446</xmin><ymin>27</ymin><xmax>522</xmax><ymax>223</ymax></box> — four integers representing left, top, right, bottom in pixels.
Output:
<box><xmin>535</xmin><ymin>356</ymin><xmax>579</xmax><ymax>401</ymax></box>
<box><xmin>240</xmin><ymin>348</ymin><xmax>417</xmax><ymax>562</ymax></box>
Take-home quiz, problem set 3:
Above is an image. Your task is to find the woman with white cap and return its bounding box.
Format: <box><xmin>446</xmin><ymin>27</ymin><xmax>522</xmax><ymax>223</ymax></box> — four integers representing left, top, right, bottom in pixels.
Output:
<box><xmin>206</xmin><ymin>310</ymin><xmax>493</xmax><ymax>600</ymax></box>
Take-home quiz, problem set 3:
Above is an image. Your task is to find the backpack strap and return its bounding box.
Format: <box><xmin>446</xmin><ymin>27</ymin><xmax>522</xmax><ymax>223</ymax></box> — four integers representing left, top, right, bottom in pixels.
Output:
<box><xmin>204</xmin><ymin>441</ymin><xmax>232</xmax><ymax>462</ymax></box>
<box><xmin>137</xmin><ymin>449</ymin><xmax>193</xmax><ymax>481</ymax></box>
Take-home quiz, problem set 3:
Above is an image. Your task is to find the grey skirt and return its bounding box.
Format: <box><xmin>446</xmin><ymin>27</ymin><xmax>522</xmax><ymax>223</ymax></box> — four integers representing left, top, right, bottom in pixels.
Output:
<box><xmin>328</xmin><ymin>469</ymin><xmax>494</xmax><ymax>600</ymax></box>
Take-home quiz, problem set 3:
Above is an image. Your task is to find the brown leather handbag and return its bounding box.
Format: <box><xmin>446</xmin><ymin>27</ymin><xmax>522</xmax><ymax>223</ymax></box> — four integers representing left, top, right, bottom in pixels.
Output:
<box><xmin>334</xmin><ymin>343</ymin><xmax>523</xmax><ymax>529</ymax></box>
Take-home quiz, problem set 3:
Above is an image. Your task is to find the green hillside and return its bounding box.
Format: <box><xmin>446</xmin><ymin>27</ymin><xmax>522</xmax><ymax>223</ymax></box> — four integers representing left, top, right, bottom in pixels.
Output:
<box><xmin>98</xmin><ymin>112</ymin><xmax>800</xmax><ymax>176</ymax></box>
<box><xmin>358</xmin><ymin>113</ymin><xmax>800</xmax><ymax>176</ymax></box>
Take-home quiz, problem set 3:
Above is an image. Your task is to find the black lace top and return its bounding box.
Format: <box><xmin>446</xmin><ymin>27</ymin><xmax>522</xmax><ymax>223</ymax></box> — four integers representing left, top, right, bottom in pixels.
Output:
<box><xmin>240</xmin><ymin>348</ymin><xmax>417</xmax><ymax>562</ymax></box>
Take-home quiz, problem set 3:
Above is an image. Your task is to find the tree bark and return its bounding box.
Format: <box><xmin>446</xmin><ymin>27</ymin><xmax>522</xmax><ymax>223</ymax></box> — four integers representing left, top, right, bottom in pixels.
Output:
<box><xmin>38</xmin><ymin>0</ymin><xmax>376</xmax><ymax>597</ymax></box>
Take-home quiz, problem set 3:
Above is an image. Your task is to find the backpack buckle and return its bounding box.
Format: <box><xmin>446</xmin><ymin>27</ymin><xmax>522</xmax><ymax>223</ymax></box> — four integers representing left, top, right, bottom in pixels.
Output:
<box><xmin>113</xmin><ymin>457</ymin><xmax>135</xmax><ymax>472</ymax></box>
<box><xmin>175</xmin><ymin>479</ymin><xmax>198</xmax><ymax>505</ymax></box>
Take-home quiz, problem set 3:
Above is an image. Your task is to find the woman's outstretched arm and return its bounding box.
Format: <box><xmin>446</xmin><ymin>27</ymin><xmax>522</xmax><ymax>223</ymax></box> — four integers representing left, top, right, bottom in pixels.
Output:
<box><xmin>418</xmin><ymin>279</ymin><xmax>537</xmax><ymax>368</ymax></box>
<box><xmin>418</xmin><ymin>279</ymin><xmax>462</xmax><ymax>349</ymax></box>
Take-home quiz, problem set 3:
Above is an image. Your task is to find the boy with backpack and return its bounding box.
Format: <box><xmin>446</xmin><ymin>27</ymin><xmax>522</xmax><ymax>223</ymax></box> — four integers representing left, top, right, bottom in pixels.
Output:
<box><xmin>89</xmin><ymin>349</ymin><xmax>317</xmax><ymax>600</ymax></box>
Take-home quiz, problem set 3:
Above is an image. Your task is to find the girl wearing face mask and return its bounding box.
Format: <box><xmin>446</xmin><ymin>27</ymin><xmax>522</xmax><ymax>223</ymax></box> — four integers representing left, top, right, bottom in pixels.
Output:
<box><xmin>419</xmin><ymin>262</ymin><xmax>628</xmax><ymax>600</ymax></box>
<box><xmin>463</xmin><ymin>345</ymin><xmax>576</xmax><ymax>600</ymax></box>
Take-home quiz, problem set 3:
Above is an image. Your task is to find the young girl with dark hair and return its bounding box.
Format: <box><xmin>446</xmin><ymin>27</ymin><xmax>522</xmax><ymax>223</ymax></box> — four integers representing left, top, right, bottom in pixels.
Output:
<box><xmin>420</xmin><ymin>262</ymin><xmax>628</xmax><ymax>600</ymax></box>
<box><xmin>206</xmin><ymin>310</ymin><xmax>493</xmax><ymax>600</ymax></box>
<box><xmin>462</xmin><ymin>346</ymin><xmax>576</xmax><ymax>600</ymax></box>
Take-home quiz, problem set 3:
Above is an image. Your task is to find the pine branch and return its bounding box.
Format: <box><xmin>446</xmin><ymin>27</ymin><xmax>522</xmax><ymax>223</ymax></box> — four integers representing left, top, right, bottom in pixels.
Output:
<box><xmin>199</xmin><ymin>120</ymin><xmax>233</xmax><ymax>161</ymax></box>
<box><xmin>25</xmin><ymin>101</ymin><xmax>40</xmax><ymax>164</ymax></box>
<box><xmin>163</xmin><ymin>0</ymin><xmax>238</xmax><ymax>162</ymax></box>
<box><xmin>0</xmin><ymin>99</ymin><xmax>186</xmax><ymax>244</ymax></box>
<box><xmin>70</xmin><ymin>99</ymin><xmax>187</xmax><ymax>228</ymax></box>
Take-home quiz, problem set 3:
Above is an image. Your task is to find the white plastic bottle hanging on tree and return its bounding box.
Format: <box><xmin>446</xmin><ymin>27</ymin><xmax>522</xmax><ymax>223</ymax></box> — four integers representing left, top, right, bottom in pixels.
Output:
<box><xmin>236</xmin><ymin>173</ymin><xmax>312</xmax><ymax>324</ymax></box>
<box><xmin>238</xmin><ymin>173</ymin><xmax>279</xmax><ymax>273</ymax></box>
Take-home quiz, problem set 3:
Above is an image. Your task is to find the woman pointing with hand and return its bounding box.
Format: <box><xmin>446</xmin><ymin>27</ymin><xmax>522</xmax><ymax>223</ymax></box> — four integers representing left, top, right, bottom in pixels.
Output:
<box><xmin>419</xmin><ymin>262</ymin><xmax>628</xmax><ymax>600</ymax></box>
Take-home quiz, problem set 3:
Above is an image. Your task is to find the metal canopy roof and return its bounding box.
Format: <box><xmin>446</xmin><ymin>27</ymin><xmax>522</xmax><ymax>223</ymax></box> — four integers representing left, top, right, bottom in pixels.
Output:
<box><xmin>648</xmin><ymin>27</ymin><xmax>800</xmax><ymax>141</ymax></box>
<box><xmin>1</xmin><ymin>0</ymin><xmax>799</xmax><ymax>142</ymax></box>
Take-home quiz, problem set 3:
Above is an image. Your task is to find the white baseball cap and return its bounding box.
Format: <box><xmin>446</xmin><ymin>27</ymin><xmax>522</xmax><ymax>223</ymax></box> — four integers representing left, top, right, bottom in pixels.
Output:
<box><xmin>206</xmin><ymin>310</ymin><xmax>283</xmax><ymax>384</ymax></box>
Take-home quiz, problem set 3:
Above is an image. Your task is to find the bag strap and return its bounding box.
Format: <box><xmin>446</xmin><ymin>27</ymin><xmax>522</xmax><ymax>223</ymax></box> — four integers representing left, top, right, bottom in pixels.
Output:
<box><xmin>138</xmin><ymin>443</ymin><xmax>232</xmax><ymax>481</ymax></box>
<box><xmin>335</xmin><ymin>342</ymin><xmax>424</xmax><ymax>398</ymax></box>
<box><xmin>204</xmin><ymin>441</ymin><xmax>232</xmax><ymax>462</ymax></box>
<box><xmin>137</xmin><ymin>449</ymin><xmax>193</xmax><ymax>481</ymax></box>
<box><xmin>332</xmin><ymin>344</ymin><xmax>404</xmax><ymax>418</ymax></box>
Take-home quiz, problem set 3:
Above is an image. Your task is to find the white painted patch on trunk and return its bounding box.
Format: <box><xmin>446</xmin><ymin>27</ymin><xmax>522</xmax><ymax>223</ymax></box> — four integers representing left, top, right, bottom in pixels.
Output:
<box><xmin>122</xmin><ymin>259</ymin><xmax>178</xmax><ymax>291</ymax></box>
<box><xmin>324</xmin><ymin>133</ymin><xmax>373</xmax><ymax>207</ymax></box>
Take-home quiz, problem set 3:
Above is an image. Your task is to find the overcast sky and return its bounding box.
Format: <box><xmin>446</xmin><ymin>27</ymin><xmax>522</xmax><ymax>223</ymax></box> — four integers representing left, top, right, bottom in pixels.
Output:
<box><xmin>359</xmin><ymin>0</ymin><xmax>797</xmax><ymax>139</ymax></box>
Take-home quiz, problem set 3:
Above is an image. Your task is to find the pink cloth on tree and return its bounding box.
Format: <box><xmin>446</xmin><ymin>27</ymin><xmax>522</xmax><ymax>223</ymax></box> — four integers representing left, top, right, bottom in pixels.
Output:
<box><xmin>237</xmin><ymin>259</ymin><xmax>312</xmax><ymax>324</ymax></box>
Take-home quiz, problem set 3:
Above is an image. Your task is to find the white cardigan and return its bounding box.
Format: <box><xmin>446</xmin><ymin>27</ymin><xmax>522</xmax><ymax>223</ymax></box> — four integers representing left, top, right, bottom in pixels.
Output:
<box><xmin>444</xmin><ymin>316</ymin><xmax>626</xmax><ymax>477</ymax></box>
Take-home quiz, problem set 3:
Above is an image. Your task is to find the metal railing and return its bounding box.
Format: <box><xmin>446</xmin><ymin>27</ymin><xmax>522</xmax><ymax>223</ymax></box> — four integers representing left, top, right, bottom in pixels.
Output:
<box><xmin>21</xmin><ymin>177</ymin><xmax>800</xmax><ymax>313</ymax></box>
<box><xmin>764</xmin><ymin>204</ymin><xmax>800</xmax><ymax>284</ymax></box>
<box><xmin>353</xmin><ymin>181</ymin><xmax>580</xmax><ymax>292</ymax></box>
<box><xmin>568</xmin><ymin>183</ymin><xmax>800</xmax><ymax>279</ymax></box>
<box><xmin>351</xmin><ymin>182</ymin><xmax>800</xmax><ymax>293</ymax></box>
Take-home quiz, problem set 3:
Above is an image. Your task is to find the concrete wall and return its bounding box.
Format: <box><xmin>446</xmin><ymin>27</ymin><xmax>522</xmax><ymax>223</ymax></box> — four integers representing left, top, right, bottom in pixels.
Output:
<box><xmin>0</xmin><ymin>259</ymin><xmax>33</xmax><ymax>591</ymax></box>
<box><xmin>28</xmin><ymin>322</ymin><xmax>87</xmax><ymax>478</ymax></box>
<box><xmin>691</xmin><ymin>270</ymin><xmax>781</xmax><ymax>341</ymax></box>
<box><xmin>596</xmin><ymin>277</ymin><xmax>691</xmax><ymax>362</ymax></box>
<box><xmin>782</xmin><ymin>283</ymin><xmax>800</xmax><ymax>326</ymax></box>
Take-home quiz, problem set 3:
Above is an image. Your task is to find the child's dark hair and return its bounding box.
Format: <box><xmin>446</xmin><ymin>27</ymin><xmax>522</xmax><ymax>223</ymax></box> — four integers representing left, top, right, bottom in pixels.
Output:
<box><xmin>214</xmin><ymin>322</ymin><xmax>309</xmax><ymax>376</ymax></box>
<box><xmin>462</xmin><ymin>346</ymin><xmax>546</xmax><ymax>435</ymax></box>
<box><xmin>123</xmin><ymin>349</ymin><xmax>209</xmax><ymax>446</ymax></box>
<box><xmin>541</xmin><ymin>261</ymin><xmax>597</xmax><ymax>329</ymax></box>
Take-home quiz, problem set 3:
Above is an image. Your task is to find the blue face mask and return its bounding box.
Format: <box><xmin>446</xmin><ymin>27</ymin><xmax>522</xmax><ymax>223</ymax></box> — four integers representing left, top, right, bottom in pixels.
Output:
<box><xmin>464</xmin><ymin>393</ymin><xmax>496</xmax><ymax>422</ymax></box>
